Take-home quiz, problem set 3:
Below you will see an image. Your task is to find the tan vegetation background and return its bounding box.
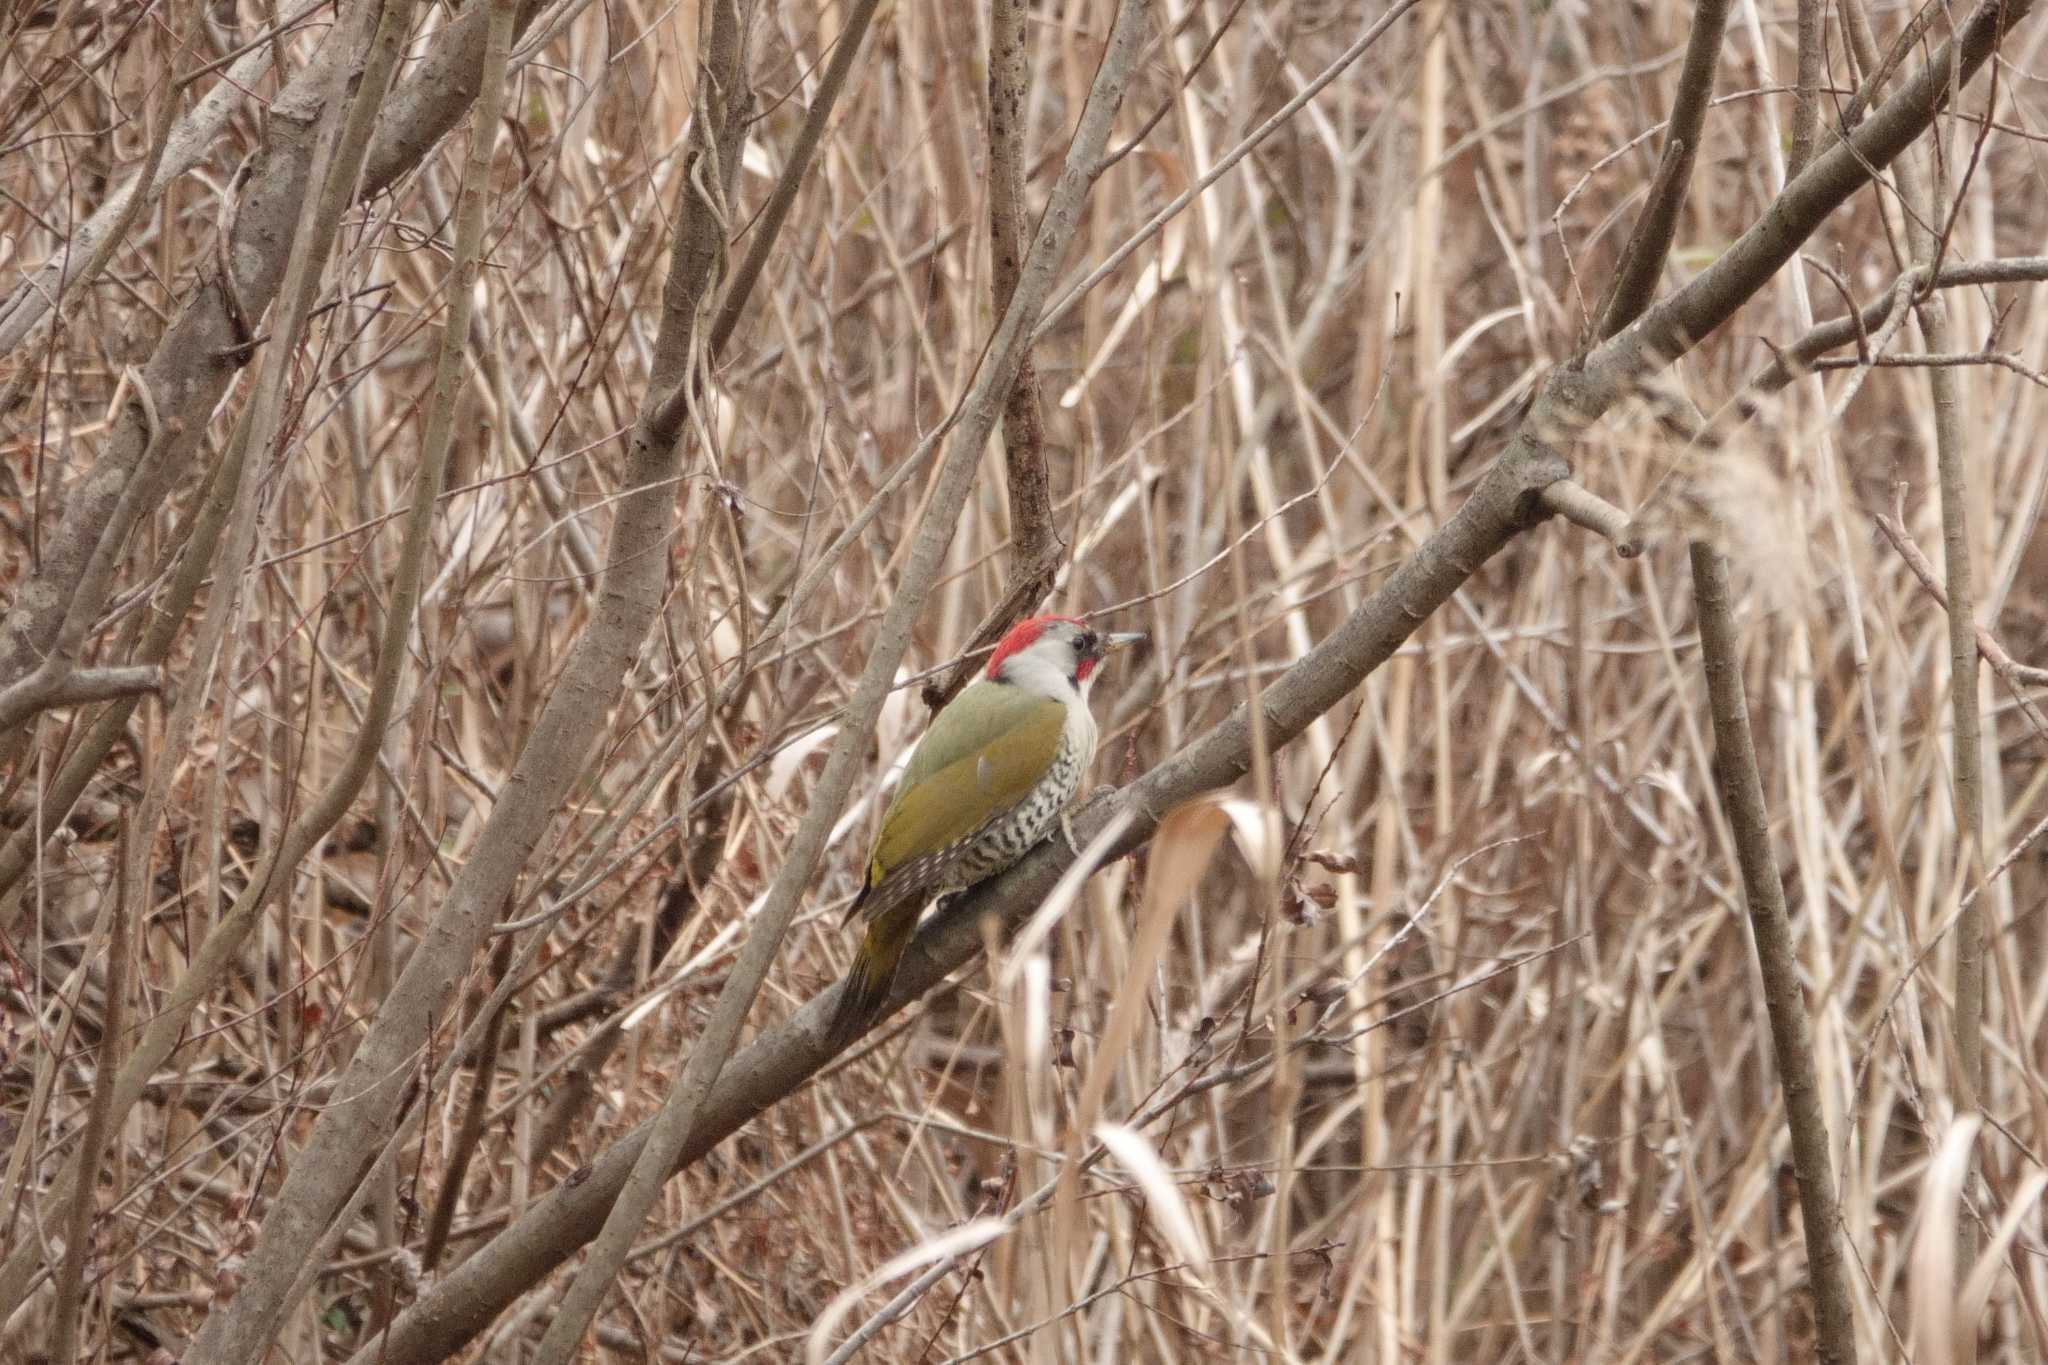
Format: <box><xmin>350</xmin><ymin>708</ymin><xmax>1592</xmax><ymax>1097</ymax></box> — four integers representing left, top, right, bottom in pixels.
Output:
<box><xmin>4</xmin><ymin>0</ymin><xmax>2048</xmax><ymax>1361</ymax></box>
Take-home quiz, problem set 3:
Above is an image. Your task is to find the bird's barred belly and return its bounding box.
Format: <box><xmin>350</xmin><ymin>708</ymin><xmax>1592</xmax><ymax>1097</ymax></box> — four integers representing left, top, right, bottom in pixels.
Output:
<box><xmin>940</xmin><ymin>749</ymin><xmax>1082</xmax><ymax>892</ymax></box>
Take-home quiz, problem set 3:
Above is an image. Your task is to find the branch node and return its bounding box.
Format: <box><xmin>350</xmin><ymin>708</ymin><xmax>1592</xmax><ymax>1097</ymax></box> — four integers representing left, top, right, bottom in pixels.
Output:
<box><xmin>1539</xmin><ymin>480</ymin><xmax>1644</xmax><ymax>558</ymax></box>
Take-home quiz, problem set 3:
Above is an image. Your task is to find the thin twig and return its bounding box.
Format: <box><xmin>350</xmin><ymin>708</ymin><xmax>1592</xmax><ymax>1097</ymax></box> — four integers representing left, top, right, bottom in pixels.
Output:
<box><xmin>1873</xmin><ymin>513</ymin><xmax>2048</xmax><ymax>733</ymax></box>
<box><xmin>920</xmin><ymin>0</ymin><xmax>1067</xmax><ymax>714</ymax></box>
<box><xmin>1593</xmin><ymin>0</ymin><xmax>1733</xmax><ymax>340</ymax></box>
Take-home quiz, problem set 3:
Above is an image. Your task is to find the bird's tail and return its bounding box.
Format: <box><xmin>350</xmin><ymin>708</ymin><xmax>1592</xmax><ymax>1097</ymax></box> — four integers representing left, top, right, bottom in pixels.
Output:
<box><xmin>826</xmin><ymin>906</ymin><xmax>916</xmax><ymax>1046</ymax></box>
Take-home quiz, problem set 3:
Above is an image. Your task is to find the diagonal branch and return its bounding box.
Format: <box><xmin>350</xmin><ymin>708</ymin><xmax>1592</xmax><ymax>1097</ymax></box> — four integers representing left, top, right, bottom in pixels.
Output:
<box><xmin>1618</xmin><ymin>0</ymin><xmax>2030</xmax><ymax>377</ymax></box>
<box><xmin>708</xmin><ymin>0</ymin><xmax>885</xmax><ymax>360</ymax></box>
<box><xmin>347</xmin><ymin>420</ymin><xmax>1567</xmax><ymax>1365</ymax></box>
<box><xmin>1593</xmin><ymin>0</ymin><xmax>1734</xmax><ymax>341</ymax></box>
<box><xmin>177</xmin><ymin>0</ymin><xmax>748</xmax><ymax>1356</ymax></box>
<box><xmin>1875</xmin><ymin>513</ymin><xmax>2048</xmax><ymax>737</ymax></box>
<box><xmin>521</xmin><ymin>3</ymin><xmax>1155</xmax><ymax>1357</ymax></box>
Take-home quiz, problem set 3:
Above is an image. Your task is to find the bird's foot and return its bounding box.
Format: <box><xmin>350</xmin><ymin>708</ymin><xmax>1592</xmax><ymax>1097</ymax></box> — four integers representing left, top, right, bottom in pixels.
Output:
<box><xmin>1060</xmin><ymin>812</ymin><xmax>1082</xmax><ymax>858</ymax></box>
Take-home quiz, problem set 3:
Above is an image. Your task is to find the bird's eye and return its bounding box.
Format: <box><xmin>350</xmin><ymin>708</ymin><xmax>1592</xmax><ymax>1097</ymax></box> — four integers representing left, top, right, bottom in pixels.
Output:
<box><xmin>1077</xmin><ymin>631</ymin><xmax>1098</xmax><ymax>654</ymax></box>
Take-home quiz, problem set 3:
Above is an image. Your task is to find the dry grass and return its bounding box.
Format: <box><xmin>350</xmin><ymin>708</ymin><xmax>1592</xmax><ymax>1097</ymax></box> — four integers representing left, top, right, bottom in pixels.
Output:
<box><xmin>4</xmin><ymin>0</ymin><xmax>2048</xmax><ymax>1361</ymax></box>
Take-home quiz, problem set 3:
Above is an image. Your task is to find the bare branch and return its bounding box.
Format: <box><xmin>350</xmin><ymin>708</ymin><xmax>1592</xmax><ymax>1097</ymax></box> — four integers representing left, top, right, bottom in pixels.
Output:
<box><xmin>1594</xmin><ymin>0</ymin><xmax>1733</xmax><ymax>340</ymax></box>
<box><xmin>1875</xmin><ymin>513</ymin><xmax>2048</xmax><ymax>731</ymax></box>
<box><xmin>1621</xmin><ymin>1</ymin><xmax>2030</xmax><ymax>375</ymax></box>
<box><xmin>8</xmin><ymin>3</ymin><xmax>2046</xmax><ymax>1359</ymax></box>
<box><xmin>922</xmin><ymin>0</ymin><xmax>1065</xmax><ymax>713</ymax></box>
<box><xmin>1753</xmin><ymin>256</ymin><xmax>2048</xmax><ymax>392</ymax></box>
<box><xmin>343</xmin><ymin>401</ymin><xmax>1567</xmax><ymax>1363</ymax></box>
<box><xmin>1842</xmin><ymin>0</ymin><xmax>1991</xmax><ymax>1112</ymax></box>
<box><xmin>709</xmin><ymin>0</ymin><xmax>884</xmax><ymax>360</ymax></box>
<box><xmin>1687</xmin><ymin>541</ymin><xmax>1859</xmax><ymax>1365</ymax></box>
<box><xmin>0</xmin><ymin>0</ymin><xmax>553</xmax><ymax>698</ymax></box>
<box><xmin>0</xmin><ymin>664</ymin><xmax>159</xmax><ymax>734</ymax></box>
<box><xmin>1787</xmin><ymin>0</ymin><xmax>1825</xmax><ymax>178</ymax></box>
<box><xmin>45</xmin><ymin>811</ymin><xmax>137</xmax><ymax>1365</ymax></box>
<box><xmin>1811</xmin><ymin>350</ymin><xmax>2048</xmax><ymax>387</ymax></box>
<box><xmin>177</xmin><ymin>0</ymin><xmax>547</xmax><ymax>1355</ymax></box>
<box><xmin>1538</xmin><ymin>480</ymin><xmax>1643</xmax><ymax>557</ymax></box>
<box><xmin>1033</xmin><ymin>0</ymin><xmax>1425</xmax><ymax>346</ymax></box>
<box><xmin>0</xmin><ymin>2</ymin><xmax>315</xmax><ymax>358</ymax></box>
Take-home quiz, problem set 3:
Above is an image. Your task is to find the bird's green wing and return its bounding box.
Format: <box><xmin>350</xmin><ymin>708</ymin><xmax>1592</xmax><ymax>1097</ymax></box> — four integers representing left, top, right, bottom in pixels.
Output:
<box><xmin>868</xmin><ymin>683</ymin><xmax>1066</xmax><ymax>884</ymax></box>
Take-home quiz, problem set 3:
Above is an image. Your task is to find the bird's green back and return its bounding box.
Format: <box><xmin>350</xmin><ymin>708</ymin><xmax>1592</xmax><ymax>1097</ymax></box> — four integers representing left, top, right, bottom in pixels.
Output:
<box><xmin>868</xmin><ymin>681</ymin><xmax>1066</xmax><ymax>883</ymax></box>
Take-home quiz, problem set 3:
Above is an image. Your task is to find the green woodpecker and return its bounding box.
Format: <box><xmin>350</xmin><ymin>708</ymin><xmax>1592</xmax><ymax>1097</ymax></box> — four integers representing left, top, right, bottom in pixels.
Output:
<box><xmin>829</xmin><ymin>616</ymin><xmax>1144</xmax><ymax>1041</ymax></box>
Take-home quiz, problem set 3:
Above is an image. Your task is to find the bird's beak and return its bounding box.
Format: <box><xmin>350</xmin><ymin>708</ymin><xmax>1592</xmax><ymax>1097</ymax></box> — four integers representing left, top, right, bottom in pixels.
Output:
<box><xmin>1100</xmin><ymin>631</ymin><xmax>1146</xmax><ymax>654</ymax></box>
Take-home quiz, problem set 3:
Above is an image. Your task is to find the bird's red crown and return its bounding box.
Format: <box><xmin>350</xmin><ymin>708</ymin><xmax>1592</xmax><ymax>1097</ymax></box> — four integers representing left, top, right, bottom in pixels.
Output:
<box><xmin>985</xmin><ymin>615</ymin><xmax>1083</xmax><ymax>679</ymax></box>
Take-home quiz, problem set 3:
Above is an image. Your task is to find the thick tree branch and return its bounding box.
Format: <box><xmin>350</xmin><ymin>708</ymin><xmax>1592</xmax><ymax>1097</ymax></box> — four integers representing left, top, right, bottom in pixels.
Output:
<box><xmin>1787</xmin><ymin>0</ymin><xmax>1825</xmax><ymax>178</ymax></box>
<box><xmin>0</xmin><ymin>0</ymin><xmax>428</xmax><ymax>1316</ymax></box>
<box><xmin>0</xmin><ymin>664</ymin><xmax>159</xmax><ymax>734</ymax></box>
<box><xmin>985</xmin><ymin>0</ymin><xmax>1059</xmax><ymax>579</ymax></box>
<box><xmin>0</xmin><ymin>409</ymin><xmax>248</xmax><ymax>905</ymax></box>
<box><xmin>1621</xmin><ymin>0</ymin><xmax>2029</xmax><ymax>376</ymax></box>
<box><xmin>178</xmin><ymin>0</ymin><xmax>708</xmax><ymax>1355</ymax></box>
<box><xmin>0</xmin><ymin>1</ymin><xmax>312</xmax><ymax>359</ymax></box>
